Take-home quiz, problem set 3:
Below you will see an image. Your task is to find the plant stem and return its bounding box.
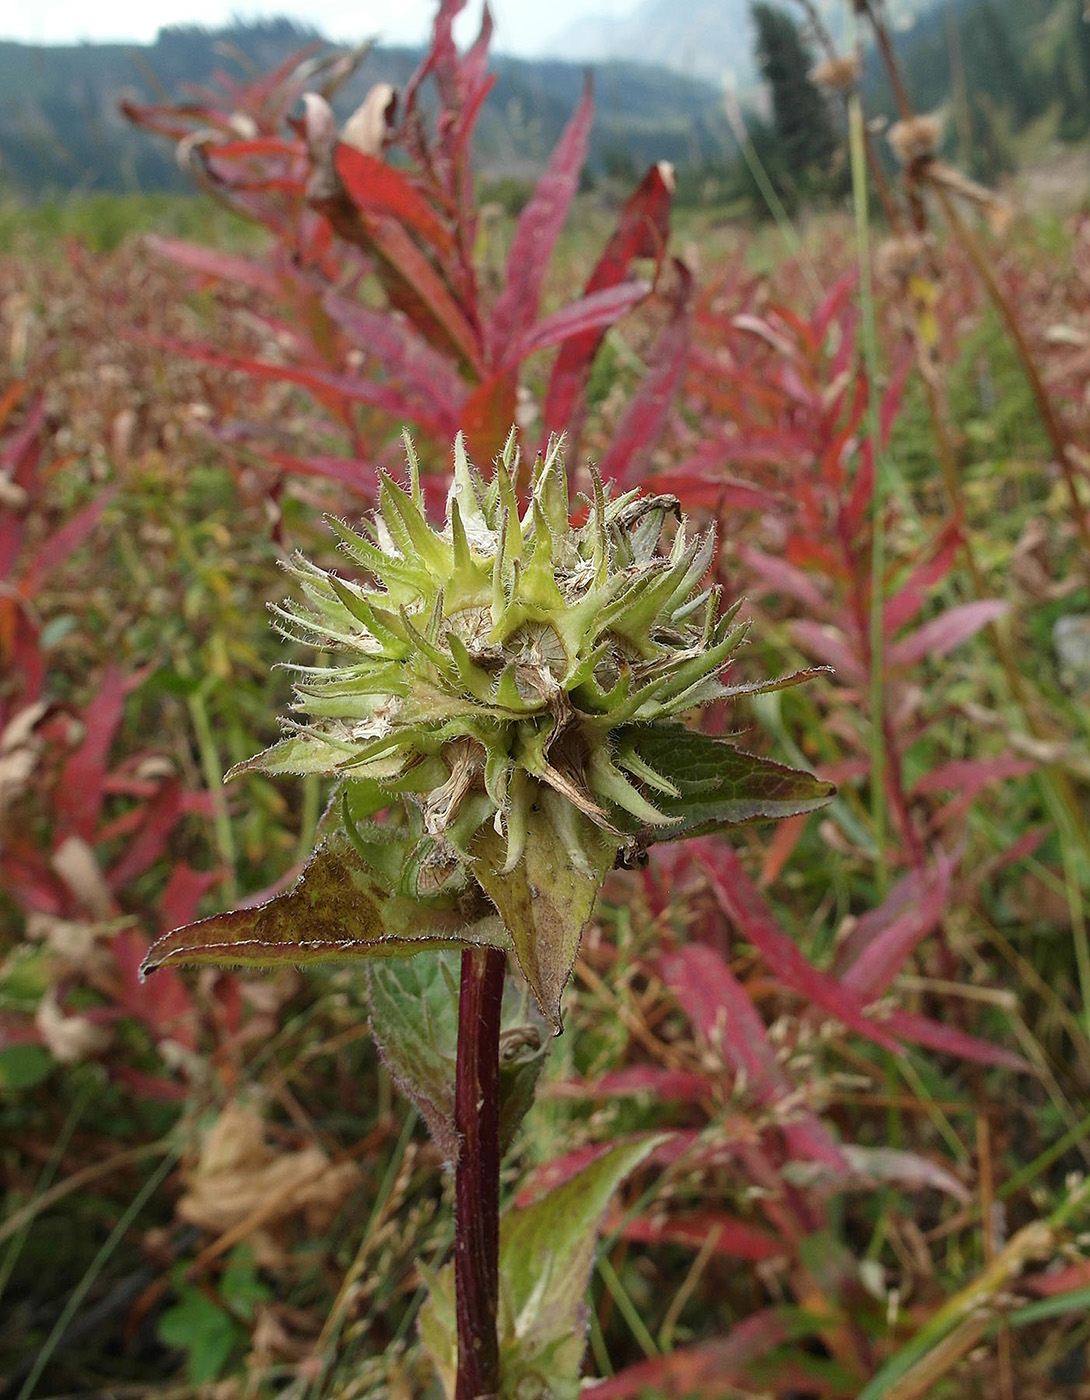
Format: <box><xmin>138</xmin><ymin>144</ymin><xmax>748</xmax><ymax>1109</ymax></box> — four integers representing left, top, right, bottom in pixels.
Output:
<box><xmin>849</xmin><ymin>90</ymin><xmax>889</xmax><ymax>898</ymax></box>
<box><xmin>455</xmin><ymin>945</ymin><xmax>506</xmax><ymax>1400</ymax></box>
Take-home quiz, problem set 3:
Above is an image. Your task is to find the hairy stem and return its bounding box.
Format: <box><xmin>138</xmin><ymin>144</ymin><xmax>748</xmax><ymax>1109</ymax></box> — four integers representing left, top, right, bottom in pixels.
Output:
<box><xmin>455</xmin><ymin>945</ymin><xmax>506</xmax><ymax>1400</ymax></box>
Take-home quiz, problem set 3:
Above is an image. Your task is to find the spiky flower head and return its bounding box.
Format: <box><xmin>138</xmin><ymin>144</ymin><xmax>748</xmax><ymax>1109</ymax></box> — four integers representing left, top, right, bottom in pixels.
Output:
<box><xmin>241</xmin><ymin>431</ymin><xmax>741</xmax><ymax>876</ymax></box>
<box><xmin>145</xmin><ymin>432</ymin><xmax>831</xmax><ymax>1027</ymax></box>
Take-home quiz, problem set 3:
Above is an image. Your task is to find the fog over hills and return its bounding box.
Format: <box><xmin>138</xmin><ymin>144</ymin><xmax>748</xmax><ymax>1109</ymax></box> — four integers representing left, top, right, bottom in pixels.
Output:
<box><xmin>540</xmin><ymin>0</ymin><xmax>944</xmax><ymax>86</ymax></box>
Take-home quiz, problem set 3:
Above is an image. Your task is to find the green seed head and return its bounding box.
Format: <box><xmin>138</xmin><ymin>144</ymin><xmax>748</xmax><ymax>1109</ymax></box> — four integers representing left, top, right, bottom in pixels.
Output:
<box><xmin>239</xmin><ymin>431</ymin><xmax>745</xmax><ymax>885</ymax></box>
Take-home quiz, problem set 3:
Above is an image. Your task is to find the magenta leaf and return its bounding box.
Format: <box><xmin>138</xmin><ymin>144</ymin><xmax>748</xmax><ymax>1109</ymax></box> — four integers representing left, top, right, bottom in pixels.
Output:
<box><xmin>601</xmin><ymin>260</ymin><xmax>693</xmax><ymax>487</ymax></box>
<box><xmin>543</xmin><ymin>161</ymin><xmax>674</xmax><ymax>438</ymax></box>
<box><xmin>658</xmin><ymin>944</ymin><xmax>845</xmax><ymax>1166</ymax></box>
<box><xmin>486</xmin><ymin>83</ymin><xmax>594</xmax><ymax>366</ymax></box>
<box><xmin>887</xmin><ymin>599</ymin><xmax>1008</xmax><ymax>672</ymax></box>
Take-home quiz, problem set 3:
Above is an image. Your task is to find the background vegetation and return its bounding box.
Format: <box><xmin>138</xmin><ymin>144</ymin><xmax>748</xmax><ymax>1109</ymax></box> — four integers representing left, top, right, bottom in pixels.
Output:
<box><xmin>2</xmin><ymin>0</ymin><xmax>1090</xmax><ymax>1396</ymax></box>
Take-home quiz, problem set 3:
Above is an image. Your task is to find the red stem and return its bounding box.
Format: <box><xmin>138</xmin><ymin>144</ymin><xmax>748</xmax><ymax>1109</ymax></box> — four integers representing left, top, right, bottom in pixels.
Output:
<box><xmin>454</xmin><ymin>945</ymin><xmax>506</xmax><ymax>1400</ymax></box>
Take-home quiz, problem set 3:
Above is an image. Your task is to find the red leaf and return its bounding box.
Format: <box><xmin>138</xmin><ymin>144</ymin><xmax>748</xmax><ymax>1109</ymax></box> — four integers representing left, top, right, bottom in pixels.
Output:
<box><xmin>884</xmin><ymin>526</ymin><xmax>962</xmax><ymax>637</ymax></box>
<box><xmin>111</xmin><ymin>928</ymin><xmax>198</xmax><ymax>1048</ymax></box>
<box><xmin>487</xmin><ymin>84</ymin><xmax>594</xmax><ymax>366</ymax></box>
<box><xmin>112</xmin><ymin>1066</ymin><xmax>191</xmax><ymax>1102</ymax></box>
<box><xmin>836</xmin><ymin>860</ymin><xmax>953</xmax><ymax>999</ymax></box>
<box><xmin>601</xmin><ymin>260</ymin><xmax>693</xmax><ymax>487</ymax></box>
<box><xmin>360</xmin><ymin>214</ymin><xmax>484</xmax><ymax>374</ymax></box>
<box><xmin>130</xmin><ymin>333</ymin><xmax>459</xmax><ymax>438</ymax></box>
<box><xmin>887</xmin><ymin>600</ymin><xmax>1007</xmax><ymax>672</ymax></box>
<box><xmin>788</xmin><ymin>620</ymin><xmax>865</xmax><ymax>682</ymax></box>
<box><xmin>911</xmin><ymin>755</ymin><xmax>1036</xmax><ymax>800</ymax></box>
<box><xmin>543</xmin><ymin>161</ymin><xmax>674</xmax><ymax>437</ymax></box>
<box><xmin>106</xmin><ymin>779</ymin><xmax>191</xmax><ymax>892</ymax></box>
<box><xmin>657</xmin><ymin>943</ymin><xmax>845</xmax><ymax>1166</ymax></box>
<box><xmin>146</xmin><ymin>235</ymin><xmax>283</xmax><ymax>295</ymax></box>
<box><xmin>256</xmin><ymin>450</ymin><xmax>380</xmax><ymax>491</ymax></box>
<box><xmin>1027</xmin><ymin>1260</ymin><xmax>1090</xmax><ymax>1297</ymax></box>
<box><xmin>555</xmin><ymin>1065</ymin><xmax>711</xmax><ymax>1102</ymax></box>
<box><xmin>334</xmin><ymin>144</ymin><xmax>454</xmax><ymax>255</ymax></box>
<box><xmin>461</xmin><ymin>367</ymin><xmax>518</xmax><ymax>463</ymax></box>
<box><xmin>158</xmin><ymin>862</ymin><xmax>224</xmax><ymax>931</ymax></box>
<box><xmin>18</xmin><ymin>488</ymin><xmax>118</xmax><ymax>599</ymax></box>
<box><xmin>739</xmin><ymin>545</ymin><xmax>828</xmax><ymax>612</ymax></box>
<box><xmin>642</xmin><ymin>473</ymin><xmax>779</xmax><ymax>513</ymax></box>
<box><xmin>586</xmin><ymin>1309</ymin><xmax>791</xmax><ymax>1397</ymax></box>
<box><xmin>882</xmin><ymin>1010</ymin><xmax>1027</xmax><ymax>1070</ymax></box>
<box><xmin>508</xmin><ymin>281</ymin><xmax>650</xmax><ymax>366</ymax></box>
<box><xmin>618</xmin><ymin>1208</ymin><xmax>781</xmax><ymax>1260</ymax></box>
<box><xmin>56</xmin><ymin>666</ymin><xmax>127</xmax><ymax>841</ymax></box>
<box><xmin>696</xmin><ymin>839</ymin><xmax>900</xmax><ymax>1053</ymax></box>
<box><xmin>322</xmin><ymin>290</ymin><xmax>467</xmax><ymax>428</ymax></box>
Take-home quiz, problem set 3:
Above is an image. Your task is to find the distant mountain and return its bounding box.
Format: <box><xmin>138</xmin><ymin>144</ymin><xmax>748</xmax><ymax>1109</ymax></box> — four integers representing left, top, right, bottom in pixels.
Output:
<box><xmin>541</xmin><ymin>0</ymin><xmax>945</xmax><ymax>87</ymax></box>
<box><xmin>0</xmin><ymin>19</ymin><xmax>730</xmax><ymax>201</ymax></box>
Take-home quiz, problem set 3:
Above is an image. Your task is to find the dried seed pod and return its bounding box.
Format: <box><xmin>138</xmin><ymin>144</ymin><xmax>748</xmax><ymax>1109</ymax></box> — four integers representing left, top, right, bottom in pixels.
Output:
<box><xmin>887</xmin><ymin>114</ymin><xmax>943</xmax><ymax>168</ymax></box>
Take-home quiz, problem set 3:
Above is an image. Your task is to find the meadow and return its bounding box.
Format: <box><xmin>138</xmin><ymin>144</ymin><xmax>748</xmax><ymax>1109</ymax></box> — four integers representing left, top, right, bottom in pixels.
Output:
<box><xmin>2</xmin><ymin>4</ymin><xmax>1090</xmax><ymax>1397</ymax></box>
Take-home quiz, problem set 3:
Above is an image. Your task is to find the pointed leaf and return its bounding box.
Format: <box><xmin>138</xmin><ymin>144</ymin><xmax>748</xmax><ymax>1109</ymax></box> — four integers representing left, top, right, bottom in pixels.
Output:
<box><xmin>469</xmin><ymin>791</ymin><xmax>617</xmax><ymax>1031</ymax></box>
<box><xmin>140</xmin><ymin>833</ymin><xmax>508</xmax><ymax>976</ymax></box>
<box><xmin>622</xmin><ymin>725</ymin><xmax>834</xmax><ymax>844</ymax></box>
<box><xmin>334</xmin><ymin>143</ymin><xmax>454</xmax><ymax>254</ymax></box>
<box><xmin>658</xmin><ymin>944</ymin><xmax>846</xmax><ymax>1167</ymax></box>
<box><xmin>544</xmin><ymin>161</ymin><xmax>674</xmax><ymax>438</ymax></box>
<box><xmin>585</xmin><ymin>1308</ymin><xmax>795</xmax><ymax>1398</ymax></box>
<box><xmin>419</xmin><ymin>1137</ymin><xmax>661</xmax><ymax>1400</ymax></box>
<box><xmin>507</xmin><ymin>280</ymin><xmax>650</xmax><ymax>366</ymax></box>
<box><xmin>600</xmin><ymin>260</ymin><xmax>693</xmax><ymax>487</ymax></box>
<box><xmin>366</xmin><ymin>951</ymin><xmax>547</xmax><ymax>1162</ymax></box>
<box><xmin>887</xmin><ymin>600</ymin><xmax>1007</xmax><ymax>672</ymax></box>
<box><xmin>697</xmin><ymin>838</ymin><xmax>901</xmax><ymax>1053</ymax></box>
<box><xmin>487</xmin><ymin>84</ymin><xmax>594</xmax><ymax>366</ymax></box>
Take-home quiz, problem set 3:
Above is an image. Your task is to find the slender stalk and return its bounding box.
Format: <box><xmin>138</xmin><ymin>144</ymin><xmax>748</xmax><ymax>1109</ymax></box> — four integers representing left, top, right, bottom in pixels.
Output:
<box><xmin>929</xmin><ymin>184</ymin><xmax>1090</xmax><ymax>567</ymax></box>
<box><xmin>849</xmin><ymin>91</ymin><xmax>888</xmax><ymax>897</ymax></box>
<box><xmin>455</xmin><ymin>945</ymin><xmax>506</xmax><ymax>1400</ymax></box>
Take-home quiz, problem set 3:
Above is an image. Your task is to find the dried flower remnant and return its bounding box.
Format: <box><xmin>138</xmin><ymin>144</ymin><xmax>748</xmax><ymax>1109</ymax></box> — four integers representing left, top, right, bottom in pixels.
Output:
<box><xmin>887</xmin><ymin>113</ymin><xmax>943</xmax><ymax>169</ymax></box>
<box><xmin>810</xmin><ymin>55</ymin><xmax>861</xmax><ymax>93</ymax></box>
<box><xmin>341</xmin><ymin>82</ymin><xmax>396</xmax><ymax>157</ymax></box>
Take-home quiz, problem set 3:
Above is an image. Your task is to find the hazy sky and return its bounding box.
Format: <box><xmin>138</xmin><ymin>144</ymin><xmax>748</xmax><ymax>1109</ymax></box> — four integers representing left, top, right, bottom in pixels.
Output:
<box><xmin>2</xmin><ymin>0</ymin><xmax>642</xmax><ymax>55</ymax></box>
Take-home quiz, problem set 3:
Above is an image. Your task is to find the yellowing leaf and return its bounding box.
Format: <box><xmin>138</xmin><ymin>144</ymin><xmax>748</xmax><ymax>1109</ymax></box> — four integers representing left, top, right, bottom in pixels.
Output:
<box><xmin>140</xmin><ymin>833</ymin><xmax>508</xmax><ymax>976</ymax></box>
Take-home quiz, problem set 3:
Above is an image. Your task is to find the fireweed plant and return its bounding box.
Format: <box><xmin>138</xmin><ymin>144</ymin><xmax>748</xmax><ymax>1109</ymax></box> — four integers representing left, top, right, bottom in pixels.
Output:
<box><xmin>141</xmin><ymin>429</ymin><xmax>832</xmax><ymax>1397</ymax></box>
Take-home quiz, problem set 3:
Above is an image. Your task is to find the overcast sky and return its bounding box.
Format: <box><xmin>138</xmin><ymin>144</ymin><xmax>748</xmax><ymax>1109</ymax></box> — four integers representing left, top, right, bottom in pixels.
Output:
<box><xmin>1</xmin><ymin>0</ymin><xmax>641</xmax><ymax>55</ymax></box>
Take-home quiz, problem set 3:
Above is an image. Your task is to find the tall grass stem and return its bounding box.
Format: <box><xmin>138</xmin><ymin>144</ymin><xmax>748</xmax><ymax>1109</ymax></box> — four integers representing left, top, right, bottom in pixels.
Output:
<box><xmin>849</xmin><ymin>92</ymin><xmax>889</xmax><ymax>897</ymax></box>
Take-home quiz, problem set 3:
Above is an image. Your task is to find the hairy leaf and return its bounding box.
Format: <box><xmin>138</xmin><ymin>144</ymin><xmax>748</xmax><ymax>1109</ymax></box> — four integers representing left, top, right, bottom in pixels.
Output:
<box><xmin>419</xmin><ymin>1136</ymin><xmax>660</xmax><ymax>1399</ymax></box>
<box><xmin>624</xmin><ymin>725</ymin><xmax>835</xmax><ymax>844</ymax></box>
<box><xmin>366</xmin><ymin>951</ymin><xmax>547</xmax><ymax>1161</ymax></box>
<box><xmin>140</xmin><ymin>832</ymin><xmax>507</xmax><ymax>976</ymax></box>
<box><xmin>469</xmin><ymin>793</ymin><xmax>617</xmax><ymax>1032</ymax></box>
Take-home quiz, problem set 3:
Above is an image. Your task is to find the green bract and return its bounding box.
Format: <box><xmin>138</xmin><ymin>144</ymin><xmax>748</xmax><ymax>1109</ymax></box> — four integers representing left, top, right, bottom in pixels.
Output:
<box><xmin>245</xmin><ymin>431</ymin><xmax>740</xmax><ymax>873</ymax></box>
<box><xmin>142</xmin><ymin>431</ymin><xmax>833</xmax><ymax>1028</ymax></box>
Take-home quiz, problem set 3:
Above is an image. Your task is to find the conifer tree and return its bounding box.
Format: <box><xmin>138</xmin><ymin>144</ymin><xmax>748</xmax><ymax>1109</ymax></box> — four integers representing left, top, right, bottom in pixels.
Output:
<box><xmin>750</xmin><ymin>3</ymin><xmax>837</xmax><ymax>178</ymax></box>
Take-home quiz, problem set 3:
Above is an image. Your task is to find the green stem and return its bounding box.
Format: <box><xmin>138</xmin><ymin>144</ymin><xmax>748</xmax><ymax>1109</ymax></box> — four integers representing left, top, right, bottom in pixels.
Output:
<box><xmin>849</xmin><ymin>91</ymin><xmax>888</xmax><ymax>898</ymax></box>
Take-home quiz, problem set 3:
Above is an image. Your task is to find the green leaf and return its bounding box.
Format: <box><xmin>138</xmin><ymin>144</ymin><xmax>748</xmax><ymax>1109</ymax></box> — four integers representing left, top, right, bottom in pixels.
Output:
<box><xmin>367</xmin><ymin>952</ymin><xmax>548</xmax><ymax>1162</ymax></box>
<box><xmin>140</xmin><ymin>831</ymin><xmax>508</xmax><ymax>975</ymax></box>
<box><xmin>623</xmin><ymin>724</ymin><xmax>835</xmax><ymax>843</ymax></box>
<box><xmin>367</xmin><ymin>953</ymin><xmax>461</xmax><ymax>1160</ymax></box>
<box><xmin>157</xmin><ymin>1285</ymin><xmax>240</xmax><ymax>1385</ymax></box>
<box><xmin>220</xmin><ymin>1246</ymin><xmax>272</xmax><ymax>1321</ymax></box>
<box><xmin>418</xmin><ymin>1137</ymin><xmax>661</xmax><ymax>1399</ymax></box>
<box><xmin>469</xmin><ymin>790</ymin><xmax>617</xmax><ymax>1032</ymax></box>
<box><xmin>0</xmin><ymin>1045</ymin><xmax>53</xmax><ymax>1092</ymax></box>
